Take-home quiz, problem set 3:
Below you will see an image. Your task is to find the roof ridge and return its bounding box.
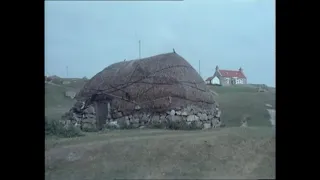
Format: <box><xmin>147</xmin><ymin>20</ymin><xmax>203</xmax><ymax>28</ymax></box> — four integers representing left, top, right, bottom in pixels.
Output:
<box><xmin>219</xmin><ymin>69</ymin><xmax>241</xmax><ymax>72</ymax></box>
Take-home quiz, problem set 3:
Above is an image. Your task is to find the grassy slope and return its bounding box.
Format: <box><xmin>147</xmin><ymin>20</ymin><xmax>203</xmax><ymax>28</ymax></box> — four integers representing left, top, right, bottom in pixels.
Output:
<box><xmin>45</xmin><ymin>79</ymin><xmax>86</xmax><ymax>120</ymax></box>
<box><xmin>208</xmin><ymin>85</ymin><xmax>275</xmax><ymax>127</ymax></box>
<box><xmin>45</xmin><ymin>128</ymin><xmax>275</xmax><ymax>180</ymax></box>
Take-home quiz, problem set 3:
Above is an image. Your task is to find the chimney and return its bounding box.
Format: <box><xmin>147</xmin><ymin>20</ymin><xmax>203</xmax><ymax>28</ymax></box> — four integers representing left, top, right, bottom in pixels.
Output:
<box><xmin>239</xmin><ymin>67</ymin><xmax>243</xmax><ymax>72</ymax></box>
<box><xmin>215</xmin><ymin>65</ymin><xmax>219</xmax><ymax>71</ymax></box>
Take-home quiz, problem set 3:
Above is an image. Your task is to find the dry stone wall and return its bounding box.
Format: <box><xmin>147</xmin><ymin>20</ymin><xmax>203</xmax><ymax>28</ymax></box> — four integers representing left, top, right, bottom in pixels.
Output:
<box><xmin>62</xmin><ymin>103</ymin><xmax>222</xmax><ymax>131</ymax></box>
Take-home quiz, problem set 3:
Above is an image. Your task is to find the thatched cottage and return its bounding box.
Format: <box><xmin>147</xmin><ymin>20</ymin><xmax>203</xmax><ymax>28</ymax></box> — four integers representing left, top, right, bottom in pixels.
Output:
<box><xmin>73</xmin><ymin>52</ymin><xmax>221</xmax><ymax>130</ymax></box>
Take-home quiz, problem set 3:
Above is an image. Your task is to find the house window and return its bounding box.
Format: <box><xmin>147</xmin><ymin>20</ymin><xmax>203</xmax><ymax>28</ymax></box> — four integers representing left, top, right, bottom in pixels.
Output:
<box><xmin>225</xmin><ymin>78</ymin><xmax>230</xmax><ymax>84</ymax></box>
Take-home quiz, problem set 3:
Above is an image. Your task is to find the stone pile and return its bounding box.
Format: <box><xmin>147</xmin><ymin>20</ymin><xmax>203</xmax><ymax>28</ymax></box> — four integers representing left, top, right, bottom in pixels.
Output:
<box><xmin>62</xmin><ymin>104</ymin><xmax>97</xmax><ymax>132</ymax></box>
<box><xmin>62</xmin><ymin>103</ymin><xmax>222</xmax><ymax>131</ymax></box>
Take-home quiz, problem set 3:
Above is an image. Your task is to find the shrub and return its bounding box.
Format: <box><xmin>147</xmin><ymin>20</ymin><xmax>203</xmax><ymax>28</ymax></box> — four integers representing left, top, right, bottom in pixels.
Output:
<box><xmin>167</xmin><ymin>121</ymin><xmax>181</xmax><ymax>130</ymax></box>
<box><xmin>81</xmin><ymin>123</ymin><xmax>99</xmax><ymax>132</ymax></box>
<box><xmin>149</xmin><ymin>122</ymin><xmax>166</xmax><ymax>129</ymax></box>
<box><xmin>120</xmin><ymin>123</ymin><xmax>134</xmax><ymax>129</ymax></box>
<box><xmin>45</xmin><ymin>117</ymin><xmax>84</xmax><ymax>138</ymax></box>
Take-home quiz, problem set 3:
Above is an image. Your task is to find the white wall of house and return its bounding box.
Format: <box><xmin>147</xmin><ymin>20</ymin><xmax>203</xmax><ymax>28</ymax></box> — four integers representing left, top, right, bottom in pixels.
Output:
<box><xmin>212</xmin><ymin>76</ymin><xmax>220</xmax><ymax>85</ymax></box>
<box><xmin>235</xmin><ymin>78</ymin><xmax>246</xmax><ymax>84</ymax></box>
<box><xmin>225</xmin><ymin>78</ymin><xmax>230</xmax><ymax>84</ymax></box>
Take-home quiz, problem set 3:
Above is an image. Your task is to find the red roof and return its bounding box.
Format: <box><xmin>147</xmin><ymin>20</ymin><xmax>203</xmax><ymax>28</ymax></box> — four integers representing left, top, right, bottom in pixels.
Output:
<box><xmin>218</xmin><ymin>70</ymin><xmax>246</xmax><ymax>78</ymax></box>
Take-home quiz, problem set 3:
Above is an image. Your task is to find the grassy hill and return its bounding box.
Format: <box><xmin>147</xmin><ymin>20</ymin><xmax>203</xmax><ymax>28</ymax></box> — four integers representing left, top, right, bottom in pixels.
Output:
<box><xmin>45</xmin><ymin>79</ymin><xmax>86</xmax><ymax>120</ymax></box>
<box><xmin>208</xmin><ymin>84</ymin><xmax>275</xmax><ymax>127</ymax></box>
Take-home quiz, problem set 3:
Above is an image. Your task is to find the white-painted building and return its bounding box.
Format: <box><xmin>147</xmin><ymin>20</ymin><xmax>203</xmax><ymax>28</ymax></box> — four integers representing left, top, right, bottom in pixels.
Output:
<box><xmin>206</xmin><ymin>66</ymin><xmax>247</xmax><ymax>86</ymax></box>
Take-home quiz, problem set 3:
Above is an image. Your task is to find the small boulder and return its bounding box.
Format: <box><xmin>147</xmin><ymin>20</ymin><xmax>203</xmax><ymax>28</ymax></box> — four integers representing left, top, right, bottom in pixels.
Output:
<box><xmin>197</xmin><ymin>113</ymin><xmax>208</xmax><ymax>121</ymax></box>
<box><xmin>135</xmin><ymin>105</ymin><xmax>141</xmax><ymax>110</ymax></box>
<box><xmin>170</xmin><ymin>110</ymin><xmax>175</xmax><ymax>116</ymax></box>
<box><xmin>159</xmin><ymin>115</ymin><xmax>166</xmax><ymax>123</ymax></box>
<box><xmin>192</xmin><ymin>121</ymin><xmax>203</xmax><ymax>129</ymax></box>
<box><xmin>187</xmin><ymin>115</ymin><xmax>199</xmax><ymax>122</ymax></box>
<box><xmin>113</xmin><ymin>111</ymin><xmax>123</xmax><ymax>119</ymax></box>
<box><xmin>84</xmin><ymin>106</ymin><xmax>95</xmax><ymax>114</ymax></box>
<box><xmin>116</xmin><ymin>117</ymin><xmax>130</xmax><ymax>128</ymax></box>
<box><xmin>151</xmin><ymin>115</ymin><xmax>160</xmax><ymax>124</ymax></box>
<box><xmin>141</xmin><ymin>113</ymin><xmax>150</xmax><ymax>124</ymax></box>
<box><xmin>181</xmin><ymin>111</ymin><xmax>188</xmax><ymax>116</ymax></box>
<box><xmin>65</xmin><ymin>91</ymin><xmax>77</xmax><ymax>99</ymax></box>
<box><xmin>107</xmin><ymin>121</ymin><xmax>120</xmax><ymax>129</ymax></box>
<box><xmin>131</xmin><ymin>118</ymin><xmax>139</xmax><ymax>124</ymax></box>
<box><xmin>167</xmin><ymin>115</ymin><xmax>183</xmax><ymax>122</ymax></box>
<box><xmin>215</xmin><ymin>110</ymin><xmax>221</xmax><ymax>118</ymax></box>
<box><xmin>203</xmin><ymin>123</ymin><xmax>211</xmax><ymax>130</ymax></box>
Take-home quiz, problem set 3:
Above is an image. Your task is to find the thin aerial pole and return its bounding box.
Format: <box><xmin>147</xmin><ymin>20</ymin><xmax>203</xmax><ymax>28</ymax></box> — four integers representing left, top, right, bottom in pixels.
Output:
<box><xmin>139</xmin><ymin>40</ymin><xmax>141</xmax><ymax>59</ymax></box>
<box><xmin>199</xmin><ymin>60</ymin><xmax>201</xmax><ymax>76</ymax></box>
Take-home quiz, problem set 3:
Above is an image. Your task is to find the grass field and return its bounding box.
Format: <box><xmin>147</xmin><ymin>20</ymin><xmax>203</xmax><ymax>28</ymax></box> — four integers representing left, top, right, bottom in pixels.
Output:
<box><xmin>45</xmin><ymin>79</ymin><xmax>275</xmax><ymax>179</ymax></box>
<box><xmin>208</xmin><ymin>84</ymin><xmax>275</xmax><ymax>127</ymax></box>
<box><xmin>45</xmin><ymin>79</ymin><xmax>87</xmax><ymax>119</ymax></box>
<box><xmin>45</xmin><ymin>83</ymin><xmax>76</xmax><ymax>120</ymax></box>
<box><xmin>45</xmin><ymin>128</ymin><xmax>275</xmax><ymax>180</ymax></box>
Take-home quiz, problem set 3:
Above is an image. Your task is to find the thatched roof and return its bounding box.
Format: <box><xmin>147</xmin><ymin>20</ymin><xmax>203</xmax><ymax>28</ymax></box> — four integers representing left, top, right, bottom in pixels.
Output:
<box><xmin>76</xmin><ymin>52</ymin><xmax>216</xmax><ymax>114</ymax></box>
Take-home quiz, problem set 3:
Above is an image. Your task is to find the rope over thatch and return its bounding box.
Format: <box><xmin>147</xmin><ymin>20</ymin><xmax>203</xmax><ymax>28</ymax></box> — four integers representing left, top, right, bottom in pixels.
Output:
<box><xmin>76</xmin><ymin>52</ymin><xmax>216</xmax><ymax>114</ymax></box>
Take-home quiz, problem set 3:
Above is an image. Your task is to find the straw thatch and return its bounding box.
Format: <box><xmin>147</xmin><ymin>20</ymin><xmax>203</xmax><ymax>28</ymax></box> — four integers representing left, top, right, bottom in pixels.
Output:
<box><xmin>76</xmin><ymin>52</ymin><xmax>216</xmax><ymax>115</ymax></box>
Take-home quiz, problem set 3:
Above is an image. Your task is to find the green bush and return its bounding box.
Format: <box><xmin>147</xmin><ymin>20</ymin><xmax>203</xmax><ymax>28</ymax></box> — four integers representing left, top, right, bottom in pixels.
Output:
<box><xmin>81</xmin><ymin>124</ymin><xmax>99</xmax><ymax>132</ymax></box>
<box><xmin>120</xmin><ymin>123</ymin><xmax>134</xmax><ymax>129</ymax></box>
<box><xmin>45</xmin><ymin>117</ymin><xmax>84</xmax><ymax>138</ymax></box>
<box><xmin>149</xmin><ymin>122</ymin><xmax>166</xmax><ymax>129</ymax></box>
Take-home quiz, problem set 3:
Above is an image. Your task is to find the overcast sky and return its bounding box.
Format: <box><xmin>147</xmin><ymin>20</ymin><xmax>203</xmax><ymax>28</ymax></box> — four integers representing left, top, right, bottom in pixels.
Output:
<box><xmin>45</xmin><ymin>0</ymin><xmax>275</xmax><ymax>87</ymax></box>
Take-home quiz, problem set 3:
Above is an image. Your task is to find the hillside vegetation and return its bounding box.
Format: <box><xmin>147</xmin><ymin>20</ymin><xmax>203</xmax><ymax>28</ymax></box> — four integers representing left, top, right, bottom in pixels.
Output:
<box><xmin>208</xmin><ymin>84</ymin><xmax>275</xmax><ymax>127</ymax></box>
<box><xmin>45</xmin><ymin>78</ymin><xmax>86</xmax><ymax>120</ymax></box>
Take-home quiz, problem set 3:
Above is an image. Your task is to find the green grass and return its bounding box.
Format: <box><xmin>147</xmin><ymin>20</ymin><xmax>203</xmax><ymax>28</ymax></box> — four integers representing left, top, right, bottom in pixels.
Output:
<box><xmin>208</xmin><ymin>85</ymin><xmax>275</xmax><ymax>127</ymax></box>
<box><xmin>45</xmin><ymin>81</ymin><xmax>83</xmax><ymax>120</ymax></box>
<box><xmin>45</xmin><ymin>117</ymin><xmax>84</xmax><ymax>138</ymax></box>
<box><xmin>45</xmin><ymin>84</ymin><xmax>75</xmax><ymax>107</ymax></box>
<box><xmin>60</xmin><ymin>78</ymin><xmax>87</xmax><ymax>89</ymax></box>
<box><xmin>45</xmin><ymin>128</ymin><xmax>275</xmax><ymax>180</ymax></box>
<box><xmin>211</xmin><ymin>84</ymin><xmax>258</xmax><ymax>94</ymax></box>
